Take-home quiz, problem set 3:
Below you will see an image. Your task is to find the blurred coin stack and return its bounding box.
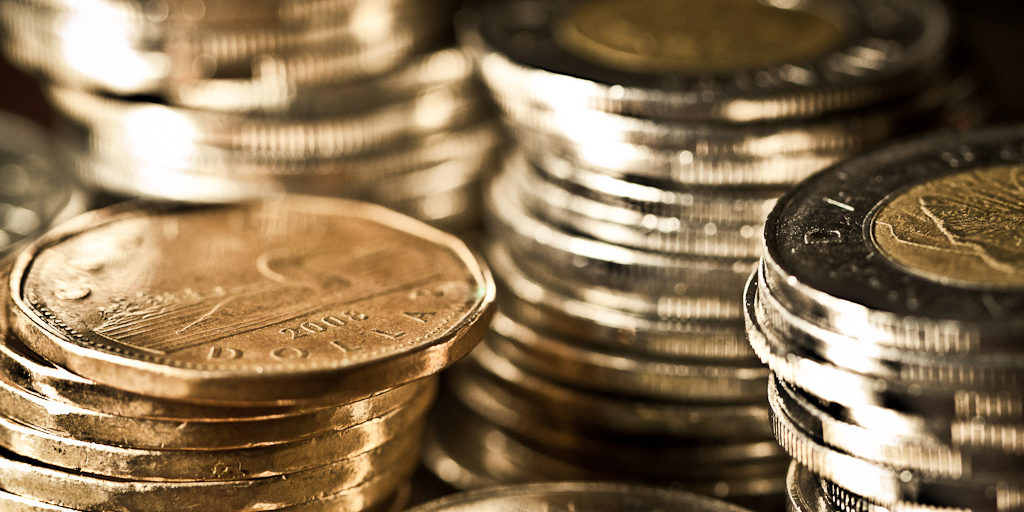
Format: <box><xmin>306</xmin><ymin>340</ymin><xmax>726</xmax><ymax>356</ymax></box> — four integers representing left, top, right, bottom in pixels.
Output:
<box><xmin>0</xmin><ymin>198</ymin><xmax>495</xmax><ymax>511</ymax></box>
<box><xmin>0</xmin><ymin>0</ymin><xmax>500</xmax><ymax>233</ymax></box>
<box><xmin>0</xmin><ymin>112</ymin><xmax>86</xmax><ymax>257</ymax></box>
<box><xmin>420</xmin><ymin>0</ymin><xmax>984</xmax><ymax>508</ymax></box>
<box><xmin>745</xmin><ymin>127</ymin><xmax>1024</xmax><ymax>511</ymax></box>
<box><xmin>407</xmin><ymin>481</ymin><xmax>755</xmax><ymax>512</ymax></box>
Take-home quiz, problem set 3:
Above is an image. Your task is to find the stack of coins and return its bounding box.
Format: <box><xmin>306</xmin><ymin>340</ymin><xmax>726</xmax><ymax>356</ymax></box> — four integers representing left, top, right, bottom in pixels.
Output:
<box><xmin>422</xmin><ymin>0</ymin><xmax>979</xmax><ymax>509</ymax></box>
<box><xmin>744</xmin><ymin>126</ymin><xmax>1024</xmax><ymax>511</ymax></box>
<box><xmin>0</xmin><ymin>0</ymin><xmax>500</xmax><ymax>233</ymax></box>
<box><xmin>0</xmin><ymin>112</ymin><xmax>86</xmax><ymax>257</ymax></box>
<box><xmin>407</xmin><ymin>482</ymin><xmax>754</xmax><ymax>512</ymax></box>
<box><xmin>0</xmin><ymin>198</ymin><xmax>495</xmax><ymax>511</ymax></box>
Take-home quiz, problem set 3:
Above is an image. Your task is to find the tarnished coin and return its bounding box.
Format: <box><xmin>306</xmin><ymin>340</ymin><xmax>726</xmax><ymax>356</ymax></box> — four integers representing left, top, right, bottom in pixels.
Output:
<box><xmin>406</xmin><ymin>481</ymin><xmax>753</xmax><ymax>512</ymax></box>
<box><xmin>7</xmin><ymin>199</ymin><xmax>495</xmax><ymax>403</ymax></box>
<box><xmin>761</xmin><ymin>126</ymin><xmax>1024</xmax><ymax>354</ymax></box>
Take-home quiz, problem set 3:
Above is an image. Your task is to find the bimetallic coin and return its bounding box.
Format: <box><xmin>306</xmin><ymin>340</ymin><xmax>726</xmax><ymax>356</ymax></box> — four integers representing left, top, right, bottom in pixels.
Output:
<box><xmin>7</xmin><ymin>199</ymin><xmax>495</xmax><ymax>403</ymax></box>
<box><xmin>463</xmin><ymin>0</ymin><xmax>951</xmax><ymax>122</ymax></box>
<box><xmin>762</xmin><ymin>127</ymin><xmax>1024</xmax><ymax>354</ymax></box>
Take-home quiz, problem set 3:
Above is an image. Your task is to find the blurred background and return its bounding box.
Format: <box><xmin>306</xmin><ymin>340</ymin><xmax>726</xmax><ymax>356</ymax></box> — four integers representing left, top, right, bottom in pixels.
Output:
<box><xmin>2</xmin><ymin>0</ymin><xmax>1024</xmax><ymax>127</ymax></box>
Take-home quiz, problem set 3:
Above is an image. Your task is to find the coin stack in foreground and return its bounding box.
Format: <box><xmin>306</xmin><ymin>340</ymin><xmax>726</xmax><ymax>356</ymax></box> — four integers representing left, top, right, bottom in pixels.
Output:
<box><xmin>0</xmin><ymin>0</ymin><xmax>500</xmax><ymax>233</ymax></box>
<box><xmin>421</xmin><ymin>0</ymin><xmax>976</xmax><ymax>508</ymax></box>
<box><xmin>0</xmin><ymin>198</ymin><xmax>495</xmax><ymax>511</ymax></box>
<box><xmin>407</xmin><ymin>481</ymin><xmax>754</xmax><ymax>512</ymax></box>
<box><xmin>744</xmin><ymin>126</ymin><xmax>1024</xmax><ymax>512</ymax></box>
<box><xmin>0</xmin><ymin>112</ymin><xmax>86</xmax><ymax>257</ymax></box>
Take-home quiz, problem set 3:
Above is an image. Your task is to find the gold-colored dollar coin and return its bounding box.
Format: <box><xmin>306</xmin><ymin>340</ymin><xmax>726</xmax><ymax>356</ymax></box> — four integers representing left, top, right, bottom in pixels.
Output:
<box><xmin>0</xmin><ymin>427</ymin><xmax>421</xmax><ymax>511</ymax></box>
<box><xmin>872</xmin><ymin>164</ymin><xmax>1024</xmax><ymax>288</ymax></box>
<box><xmin>7</xmin><ymin>199</ymin><xmax>495</xmax><ymax>404</ymax></box>
<box><xmin>0</xmin><ymin>385</ymin><xmax>431</xmax><ymax>480</ymax></box>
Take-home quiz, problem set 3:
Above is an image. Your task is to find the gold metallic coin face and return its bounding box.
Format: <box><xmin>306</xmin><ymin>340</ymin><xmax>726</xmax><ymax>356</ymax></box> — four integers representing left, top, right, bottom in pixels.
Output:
<box><xmin>554</xmin><ymin>0</ymin><xmax>843</xmax><ymax>74</ymax></box>
<box><xmin>14</xmin><ymin>200</ymin><xmax>488</xmax><ymax>382</ymax></box>
<box><xmin>872</xmin><ymin>165</ymin><xmax>1024</xmax><ymax>288</ymax></box>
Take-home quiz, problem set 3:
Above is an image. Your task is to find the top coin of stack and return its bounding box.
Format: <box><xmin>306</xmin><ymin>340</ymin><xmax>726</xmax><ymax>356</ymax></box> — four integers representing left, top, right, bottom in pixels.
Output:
<box><xmin>744</xmin><ymin>126</ymin><xmax>1024</xmax><ymax>512</ymax></box>
<box><xmin>0</xmin><ymin>198</ymin><xmax>495</xmax><ymax>511</ymax></box>
<box><xmin>0</xmin><ymin>0</ymin><xmax>501</xmax><ymax>233</ymax></box>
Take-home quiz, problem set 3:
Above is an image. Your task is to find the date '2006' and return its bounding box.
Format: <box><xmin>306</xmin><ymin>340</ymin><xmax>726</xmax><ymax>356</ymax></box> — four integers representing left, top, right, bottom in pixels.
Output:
<box><xmin>279</xmin><ymin>311</ymin><xmax>368</xmax><ymax>339</ymax></box>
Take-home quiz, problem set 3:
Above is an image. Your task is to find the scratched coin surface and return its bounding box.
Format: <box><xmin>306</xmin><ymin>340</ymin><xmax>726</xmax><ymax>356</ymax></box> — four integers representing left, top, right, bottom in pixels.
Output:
<box><xmin>872</xmin><ymin>164</ymin><xmax>1024</xmax><ymax>288</ymax></box>
<box><xmin>554</xmin><ymin>0</ymin><xmax>842</xmax><ymax>74</ymax></box>
<box><xmin>7</xmin><ymin>199</ymin><xmax>495</xmax><ymax>403</ymax></box>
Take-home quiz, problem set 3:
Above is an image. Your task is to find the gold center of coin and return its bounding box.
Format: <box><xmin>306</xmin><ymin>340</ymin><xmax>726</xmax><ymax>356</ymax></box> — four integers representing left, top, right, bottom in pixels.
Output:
<box><xmin>872</xmin><ymin>165</ymin><xmax>1024</xmax><ymax>288</ymax></box>
<box><xmin>554</xmin><ymin>0</ymin><xmax>843</xmax><ymax>73</ymax></box>
<box><xmin>22</xmin><ymin>202</ymin><xmax>483</xmax><ymax>369</ymax></box>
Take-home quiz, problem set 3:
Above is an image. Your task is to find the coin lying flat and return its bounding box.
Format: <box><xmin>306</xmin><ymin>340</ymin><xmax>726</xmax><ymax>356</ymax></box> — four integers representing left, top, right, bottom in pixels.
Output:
<box><xmin>7</xmin><ymin>199</ymin><xmax>495</xmax><ymax>404</ymax></box>
<box><xmin>406</xmin><ymin>481</ymin><xmax>754</xmax><ymax>512</ymax></box>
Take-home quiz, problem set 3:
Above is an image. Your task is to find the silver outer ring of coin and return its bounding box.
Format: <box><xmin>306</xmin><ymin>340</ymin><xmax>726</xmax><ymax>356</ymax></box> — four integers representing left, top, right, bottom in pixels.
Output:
<box><xmin>516</xmin><ymin>131</ymin><xmax>849</xmax><ymax>187</ymax></box>
<box><xmin>773</xmin><ymin>374</ymin><xmax>1024</xmax><ymax>480</ymax></box>
<box><xmin>453</xmin><ymin>349</ymin><xmax>774</xmax><ymax>439</ymax></box>
<box><xmin>490</xmin><ymin>69</ymin><xmax>979</xmax><ymax>158</ymax></box>
<box><xmin>534</xmin><ymin>154</ymin><xmax>783</xmax><ymax>225</ymax></box>
<box><xmin>487</xmin><ymin>159</ymin><xmax>755</xmax><ymax>295</ymax></box>
<box><xmin>486</xmin><ymin>312</ymin><xmax>768</xmax><ymax>402</ymax></box>
<box><xmin>460</xmin><ymin>0</ymin><xmax>951</xmax><ymax>123</ymax></box>
<box><xmin>510</xmin><ymin>155</ymin><xmax>766</xmax><ymax>258</ymax></box>
<box><xmin>762</xmin><ymin>126</ymin><xmax>1024</xmax><ymax>355</ymax></box>
<box><xmin>745</xmin><ymin>272</ymin><xmax>1022</xmax><ymax>419</ymax></box>
<box><xmin>489</xmin><ymin>240</ymin><xmax>755</xmax><ymax>360</ymax></box>
<box><xmin>757</xmin><ymin>269</ymin><xmax>1022</xmax><ymax>390</ymax></box>
<box><xmin>785</xmin><ymin>462</ymin><xmax>966</xmax><ymax>512</ymax></box>
<box><xmin>768</xmin><ymin>372</ymin><xmax>1020</xmax><ymax>509</ymax></box>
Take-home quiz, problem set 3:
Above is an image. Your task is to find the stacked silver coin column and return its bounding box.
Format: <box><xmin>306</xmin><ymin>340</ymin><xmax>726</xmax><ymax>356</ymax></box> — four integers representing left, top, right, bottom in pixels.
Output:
<box><xmin>0</xmin><ymin>0</ymin><xmax>501</xmax><ymax>234</ymax></box>
<box><xmin>745</xmin><ymin>126</ymin><xmax>1024</xmax><ymax>511</ymax></box>
<box><xmin>419</xmin><ymin>0</ymin><xmax>982</xmax><ymax>509</ymax></box>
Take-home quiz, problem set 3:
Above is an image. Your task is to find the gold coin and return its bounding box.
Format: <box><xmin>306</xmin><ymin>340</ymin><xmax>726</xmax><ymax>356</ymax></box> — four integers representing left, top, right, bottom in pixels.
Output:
<box><xmin>0</xmin><ymin>451</ymin><xmax>416</xmax><ymax>512</ymax></box>
<box><xmin>0</xmin><ymin>383</ymin><xmax>431</xmax><ymax>480</ymax></box>
<box><xmin>0</xmin><ymin>341</ymin><xmax>435</xmax><ymax>449</ymax></box>
<box><xmin>0</xmin><ymin>426</ymin><xmax>422</xmax><ymax>511</ymax></box>
<box><xmin>7</xmin><ymin>199</ymin><xmax>495</xmax><ymax>403</ymax></box>
<box><xmin>554</xmin><ymin>0</ymin><xmax>842</xmax><ymax>74</ymax></box>
<box><xmin>872</xmin><ymin>164</ymin><xmax>1024</xmax><ymax>288</ymax></box>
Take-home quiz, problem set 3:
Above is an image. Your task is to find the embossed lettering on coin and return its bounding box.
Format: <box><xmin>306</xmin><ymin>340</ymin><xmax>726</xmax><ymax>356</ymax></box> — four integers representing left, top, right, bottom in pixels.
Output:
<box><xmin>872</xmin><ymin>165</ymin><xmax>1024</xmax><ymax>288</ymax></box>
<box><xmin>18</xmin><ymin>202</ymin><xmax>485</xmax><ymax>371</ymax></box>
<box><xmin>554</xmin><ymin>0</ymin><xmax>843</xmax><ymax>74</ymax></box>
